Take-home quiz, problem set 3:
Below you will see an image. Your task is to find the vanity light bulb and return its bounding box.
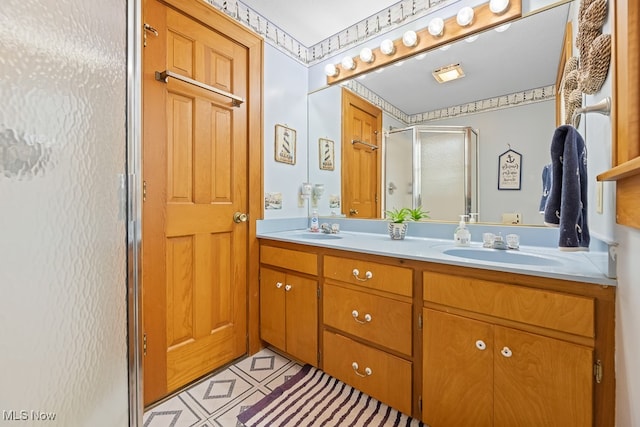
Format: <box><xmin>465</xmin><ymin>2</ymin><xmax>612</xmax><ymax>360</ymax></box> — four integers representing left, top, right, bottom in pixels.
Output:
<box><xmin>490</xmin><ymin>0</ymin><xmax>510</xmax><ymax>14</ymax></box>
<box><xmin>359</xmin><ymin>47</ymin><xmax>375</xmax><ymax>63</ymax></box>
<box><xmin>324</xmin><ymin>63</ymin><xmax>339</xmax><ymax>77</ymax></box>
<box><xmin>341</xmin><ymin>56</ymin><xmax>356</xmax><ymax>70</ymax></box>
<box><xmin>428</xmin><ymin>17</ymin><xmax>445</xmax><ymax>37</ymax></box>
<box><xmin>380</xmin><ymin>39</ymin><xmax>395</xmax><ymax>55</ymax></box>
<box><xmin>402</xmin><ymin>30</ymin><xmax>418</xmax><ymax>47</ymax></box>
<box><xmin>456</xmin><ymin>6</ymin><xmax>475</xmax><ymax>27</ymax></box>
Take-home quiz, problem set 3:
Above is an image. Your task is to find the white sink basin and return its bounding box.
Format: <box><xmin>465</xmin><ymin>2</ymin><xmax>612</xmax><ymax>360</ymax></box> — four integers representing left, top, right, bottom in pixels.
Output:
<box><xmin>442</xmin><ymin>248</ymin><xmax>561</xmax><ymax>266</ymax></box>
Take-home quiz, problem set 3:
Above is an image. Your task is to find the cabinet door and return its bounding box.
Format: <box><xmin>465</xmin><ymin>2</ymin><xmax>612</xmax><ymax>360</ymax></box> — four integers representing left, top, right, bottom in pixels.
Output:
<box><xmin>494</xmin><ymin>326</ymin><xmax>593</xmax><ymax>427</ymax></box>
<box><xmin>260</xmin><ymin>268</ymin><xmax>286</xmax><ymax>350</ymax></box>
<box><xmin>423</xmin><ymin>309</ymin><xmax>494</xmax><ymax>427</ymax></box>
<box><xmin>285</xmin><ymin>274</ymin><xmax>318</xmax><ymax>366</ymax></box>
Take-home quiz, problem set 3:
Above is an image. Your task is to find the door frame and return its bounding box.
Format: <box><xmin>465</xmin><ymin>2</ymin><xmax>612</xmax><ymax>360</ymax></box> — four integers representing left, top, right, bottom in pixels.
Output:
<box><xmin>126</xmin><ymin>0</ymin><xmax>263</xmax><ymax>423</ymax></box>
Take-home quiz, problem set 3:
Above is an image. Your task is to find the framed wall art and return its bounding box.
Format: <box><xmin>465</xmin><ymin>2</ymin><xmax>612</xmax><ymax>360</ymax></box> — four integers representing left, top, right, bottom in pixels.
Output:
<box><xmin>274</xmin><ymin>124</ymin><xmax>296</xmax><ymax>165</ymax></box>
<box><xmin>498</xmin><ymin>148</ymin><xmax>522</xmax><ymax>190</ymax></box>
<box><xmin>319</xmin><ymin>138</ymin><xmax>335</xmax><ymax>171</ymax></box>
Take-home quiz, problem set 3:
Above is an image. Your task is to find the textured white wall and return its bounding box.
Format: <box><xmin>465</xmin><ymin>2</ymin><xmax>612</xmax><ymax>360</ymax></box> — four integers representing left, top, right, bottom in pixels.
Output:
<box><xmin>0</xmin><ymin>1</ymin><xmax>129</xmax><ymax>426</ymax></box>
<box><xmin>263</xmin><ymin>44</ymin><xmax>310</xmax><ymax>219</ymax></box>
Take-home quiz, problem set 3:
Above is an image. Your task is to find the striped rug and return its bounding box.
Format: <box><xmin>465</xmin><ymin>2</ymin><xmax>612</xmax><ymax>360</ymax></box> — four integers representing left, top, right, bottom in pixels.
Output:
<box><xmin>237</xmin><ymin>364</ymin><xmax>426</xmax><ymax>426</ymax></box>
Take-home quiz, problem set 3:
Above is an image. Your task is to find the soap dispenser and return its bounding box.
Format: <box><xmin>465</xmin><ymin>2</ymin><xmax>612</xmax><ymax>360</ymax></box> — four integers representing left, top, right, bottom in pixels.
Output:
<box><xmin>454</xmin><ymin>215</ymin><xmax>471</xmax><ymax>246</ymax></box>
<box><xmin>310</xmin><ymin>209</ymin><xmax>319</xmax><ymax>232</ymax></box>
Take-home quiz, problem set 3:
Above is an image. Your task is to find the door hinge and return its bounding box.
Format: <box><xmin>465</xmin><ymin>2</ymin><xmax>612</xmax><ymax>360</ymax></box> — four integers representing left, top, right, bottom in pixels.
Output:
<box><xmin>418</xmin><ymin>395</ymin><xmax>422</xmax><ymax>413</ymax></box>
<box><xmin>143</xmin><ymin>180</ymin><xmax>147</xmax><ymax>202</ymax></box>
<box><xmin>143</xmin><ymin>333</ymin><xmax>147</xmax><ymax>356</ymax></box>
<box><xmin>317</xmin><ymin>350</ymin><xmax>321</xmax><ymax>366</ymax></box>
<box><xmin>375</xmin><ymin>194</ymin><xmax>379</xmax><ymax>203</ymax></box>
<box><xmin>594</xmin><ymin>359</ymin><xmax>603</xmax><ymax>384</ymax></box>
<box><xmin>418</xmin><ymin>313</ymin><xmax>423</xmax><ymax>330</ymax></box>
<box><xmin>317</xmin><ymin>286</ymin><xmax>321</xmax><ymax>298</ymax></box>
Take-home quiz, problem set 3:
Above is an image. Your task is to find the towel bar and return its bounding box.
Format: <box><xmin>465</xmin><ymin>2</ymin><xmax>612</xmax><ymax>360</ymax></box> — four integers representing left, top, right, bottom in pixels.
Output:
<box><xmin>572</xmin><ymin>97</ymin><xmax>611</xmax><ymax>127</ymax></box>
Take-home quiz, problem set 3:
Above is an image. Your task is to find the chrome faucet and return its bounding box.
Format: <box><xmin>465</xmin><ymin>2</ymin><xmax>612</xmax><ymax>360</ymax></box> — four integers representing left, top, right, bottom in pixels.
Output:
<box><xmin>483</xmin><ymin>232</ymin><xmax>519</xmax><ymax>250</ymax></box>
<box><xmin>320</xmin><ymin>223</ymin><xmax>340</xmax><ymax>234</ymax></box>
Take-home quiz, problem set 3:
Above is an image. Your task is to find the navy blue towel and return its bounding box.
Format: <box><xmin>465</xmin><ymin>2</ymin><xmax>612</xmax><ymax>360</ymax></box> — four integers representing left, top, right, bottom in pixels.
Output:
<box><xmin>543</xmin><ymin>125</ymin><xmax>590</xmax><ymax>250</ymax></box>
<box><xmin>539</xmin><ymin>163</ymin><xmax>552</xmax><ymax>213</ymax></box>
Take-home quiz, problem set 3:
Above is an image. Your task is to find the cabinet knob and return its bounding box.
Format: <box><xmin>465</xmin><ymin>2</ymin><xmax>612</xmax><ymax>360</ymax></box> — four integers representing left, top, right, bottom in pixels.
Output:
<box><xmin>352</xmin><ymin>268</ymin><xmax>373</xmax><ymax>281</ymax></box>
<box><xmin>475</xmin><ymin>340</ymin><xmax>487</xmax><ymax>350</ymax></box>
<box><xmin>351</xmin><ymin>362</ymin><xmax>373</xmax><ymax>377</ymax></box>
<box><xmin>351</xmin><ymin>310</ymin><xmax>373</xmax><ymax>324</ymax></box>
<box><xmin>276</xmin><ymin>282</ymin><xmax>283</xmax><ymax>289</ymax></box>
<box><xmin>500</xmin><ymin>346</ymin><xmax>513</xmax><ymax>358</ymax></box>
<box><xmin>285</xmin><ymin>284</ymin><xmax>292</xmax><ymax>291</ymax></box>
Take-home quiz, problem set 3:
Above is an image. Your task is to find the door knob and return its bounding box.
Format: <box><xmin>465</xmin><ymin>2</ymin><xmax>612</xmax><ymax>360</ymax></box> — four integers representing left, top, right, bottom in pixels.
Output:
<box><xmin>349</xmin><ymin>209</ymin><xmax>359</xmax><ymax>216</ymax></box>
<box><xmin>233</xmin><ymin>212</ymin><xmax>248</xmax><ymax>223</ymax></box>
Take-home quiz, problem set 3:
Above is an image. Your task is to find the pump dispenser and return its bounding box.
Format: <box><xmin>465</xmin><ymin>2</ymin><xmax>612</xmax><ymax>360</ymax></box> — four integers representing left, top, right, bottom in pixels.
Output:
<box><xmin>310</xmin><ymin>210</ymin><xmax>319</xmax><ymax>232</ymax></box>
<box><xmin>454</xmin><ymin>215</ymin><xmax>471</xmax><ymax>246</ymax></box>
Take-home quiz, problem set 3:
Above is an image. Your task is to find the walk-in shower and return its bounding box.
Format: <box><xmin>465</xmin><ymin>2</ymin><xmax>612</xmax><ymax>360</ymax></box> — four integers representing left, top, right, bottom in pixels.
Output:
<box><xmin>384</xmin><ymin>126</ymin><xmax>479</xmax><ymax>222</ymax></box>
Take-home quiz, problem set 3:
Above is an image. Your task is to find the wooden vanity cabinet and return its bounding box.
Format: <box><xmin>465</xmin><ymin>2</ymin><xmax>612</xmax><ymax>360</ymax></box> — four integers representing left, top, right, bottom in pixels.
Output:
<box><xmin>257</xmin><ymin>239</ymin><xmax>615</xmax><ymax>425</ymax></box>
<box><xmin>259</xmin><ymin>245</ymin><xmax>319</xmax><ymax>366</ymax></box>
<box><xmin>322</xmin><ymin>255</ymin><xmax>414</xmax><ymax>415</ymax></box>
<box><xmin>422</xmin><ymin>271</ymin><xmax>596</xmax><ymax>427</ymax></box>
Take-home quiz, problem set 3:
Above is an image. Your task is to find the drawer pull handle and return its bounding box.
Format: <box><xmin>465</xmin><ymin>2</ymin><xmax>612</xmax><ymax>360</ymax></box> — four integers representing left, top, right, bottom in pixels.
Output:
<box><xmin>352</xmin><ymin>268</ymin><xmax>373</xmax><ymax>281</ymax></box>
<box><xmin>475</xmin><ymin>340</ymin><xmax>486</xmax><ymax>351</ymax></box>
<box><xmin>501</xmin><ymin>346</ymin><xmax>513</xmax><ymax>358</ymax></box>
<box><xmin>351</xmin><ymin>362</ymin><xmax>373</xmax><ymax>377</ymax></box>
<box><xmin>285</xmin><ymin>284</ymin><xmax>292</xmax><ymax>292</ymax></box>
<box><xmin>351</xmin><ymin>310</ymin><xmax>372</xmax><ymax>324</ymax></box>
<box><xmin>276</xmin><ymin>282</ymin><xmax>283</xmax><ymax>289</ymax></box>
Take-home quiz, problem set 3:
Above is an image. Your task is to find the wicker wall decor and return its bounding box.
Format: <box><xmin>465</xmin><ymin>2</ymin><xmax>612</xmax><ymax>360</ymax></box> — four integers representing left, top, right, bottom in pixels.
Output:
<box><xmin>575</xmin><ymin>0</ymin><xmax>611</xmax><ymax>94</ymax></box>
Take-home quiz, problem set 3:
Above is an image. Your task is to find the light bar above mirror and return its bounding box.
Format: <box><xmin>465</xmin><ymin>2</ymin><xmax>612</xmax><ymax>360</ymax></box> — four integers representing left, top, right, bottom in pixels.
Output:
<box><xmin>326</xmin><ymin>0</ymin><xmax>522</xmax><ymax>85</ymax></box>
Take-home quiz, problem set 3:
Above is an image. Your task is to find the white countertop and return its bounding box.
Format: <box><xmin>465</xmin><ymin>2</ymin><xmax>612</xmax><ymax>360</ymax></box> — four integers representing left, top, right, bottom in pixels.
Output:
<box><xmin>257</xmin><ymin>228</ymin><xmax>616</xmax><ymax>287</ymax></box>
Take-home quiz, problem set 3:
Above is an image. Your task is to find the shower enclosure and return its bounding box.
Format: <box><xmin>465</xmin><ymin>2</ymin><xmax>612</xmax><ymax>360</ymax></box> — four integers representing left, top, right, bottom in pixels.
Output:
<box><xmin>384</xmin><ymin>126</ymin><xmax>479</xmax><ymax>222</ymax></box>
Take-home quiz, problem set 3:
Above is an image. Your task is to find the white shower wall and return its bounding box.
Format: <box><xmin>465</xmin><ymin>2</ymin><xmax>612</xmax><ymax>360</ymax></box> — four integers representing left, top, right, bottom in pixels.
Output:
<box><xmin>0</xmin><ymin>1</ymin><xmax>129</xmax><ymax>426</ymax></box>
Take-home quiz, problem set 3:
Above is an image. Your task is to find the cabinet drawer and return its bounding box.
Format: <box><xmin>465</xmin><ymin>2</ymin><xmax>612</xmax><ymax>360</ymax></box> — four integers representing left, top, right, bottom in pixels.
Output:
<box><xmin>423</xmin><ymin>272</ymin><xmax>595</xmax><ymax>338</ymax></box>
<box><xmin>324</xmin><ymin>255</ymin><xmax>412</xmax><ymax>297</ymax></box>
<box><xmin>261</xmin><ymin>245</ymin><xmax>318</xmax><ymax>275</ymax></box>
<box><xmin>324</xmin><ymin>283</ymin><xmax>412</xmax><ymax>355</ymax></box>
<box><xmin>323</xmin><ymin>330</ymin><xmax>412</xmax><ymax>415</ymax></box>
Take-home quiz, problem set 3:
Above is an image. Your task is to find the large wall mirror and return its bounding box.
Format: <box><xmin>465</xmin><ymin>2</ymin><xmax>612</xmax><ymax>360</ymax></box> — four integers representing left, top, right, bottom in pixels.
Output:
<box><xmin>307</xmin><ymin>0</ymin><xmax>573</xmax><ymax>226</ymax></box>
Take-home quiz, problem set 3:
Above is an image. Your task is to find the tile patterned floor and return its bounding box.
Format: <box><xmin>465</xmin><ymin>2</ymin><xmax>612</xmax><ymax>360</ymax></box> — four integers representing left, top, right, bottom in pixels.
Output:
<box><xmin>143</xmin><ymin>347</ymin><xmax>303</xmax><ymax>427</ymax></box>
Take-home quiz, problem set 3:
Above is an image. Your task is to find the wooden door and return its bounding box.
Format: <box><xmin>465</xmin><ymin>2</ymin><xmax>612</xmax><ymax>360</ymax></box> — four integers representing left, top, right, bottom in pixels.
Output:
<box><xmin>142</xmin><ymin>0</ymin><xmax>251</xmax><ymax>405</ymax></box>
<box><xmin>493</xmin><ymin>326</ymin><xmax>593</xmax><ymax>427</ymax></box>
<box><xmin>284</xmin><ymin>274</ymin><xmax>318</xmax><ymax>366</ymax></box>
<box><xmin>341</xmin><ymin>89</ymin><xmax>382</xmax><ymax>218</ymax></box>
<box><xmin>423</xmin><ymin>309</ymin><xmax>494</xmax><ymax>427</ymax></box>
<box><xmin>259</xmin><ymin>268</ymin><xmax>286</xmax><ymax>350</ymax></box>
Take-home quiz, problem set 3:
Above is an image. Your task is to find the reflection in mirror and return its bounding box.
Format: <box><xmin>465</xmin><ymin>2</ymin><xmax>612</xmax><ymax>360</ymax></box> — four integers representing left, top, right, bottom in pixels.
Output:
<box><xmin>385</xmin><ymin>126</ymin><xmax>478</xmax><ymax>221</ymax></box>
<box><xmin>307</xmin><ymin>1</ymin><xmax>572</xmax><ymax>225</ymax></box>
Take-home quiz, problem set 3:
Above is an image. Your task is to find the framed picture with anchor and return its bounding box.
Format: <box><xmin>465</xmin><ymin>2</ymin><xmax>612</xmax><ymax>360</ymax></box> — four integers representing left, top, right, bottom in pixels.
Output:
<box><xmin>274</xmin><ymin>124</ymin><xmax>296</xmax><ymax>165</ymax></box>
<box><xmin>498</xmin><ymin>147</ymin><xmax>522</xmax><ymax>190</ymax></box>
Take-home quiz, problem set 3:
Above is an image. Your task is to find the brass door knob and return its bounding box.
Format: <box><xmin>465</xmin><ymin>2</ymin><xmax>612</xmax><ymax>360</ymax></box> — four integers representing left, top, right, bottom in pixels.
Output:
<box><xmin>349</xmin><ymin>209</ymin><xmax>359</xmax><ymax>216</ymax></box>
<box><xmin>233</xmin><ymin>212</ymin><xmax>248</xmax><ymax>223</ymax></box>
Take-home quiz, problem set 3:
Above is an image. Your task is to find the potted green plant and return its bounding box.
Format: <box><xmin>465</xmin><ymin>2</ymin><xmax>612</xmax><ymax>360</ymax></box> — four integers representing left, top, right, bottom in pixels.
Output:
<box><xmin>385</xmin><ymin>206</ymin><xmax>430</xmax><ymax>240</ymax></box>
<box><xmin>384</xmin><ymin>207</ymin><xmax>408</xmax><ymax>240</ymax></box>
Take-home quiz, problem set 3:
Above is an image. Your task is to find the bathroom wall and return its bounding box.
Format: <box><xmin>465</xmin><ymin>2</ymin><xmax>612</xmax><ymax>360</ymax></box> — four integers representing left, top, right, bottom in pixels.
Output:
<box><xmin>0</xmin><ymin>1</ymin><xmax>129</xmax><ymax>426</ymax></box>
<box><xmin>263</xmin><ymin>44</ymin><xmax>310</xmax><ymax>218</ymax></box>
